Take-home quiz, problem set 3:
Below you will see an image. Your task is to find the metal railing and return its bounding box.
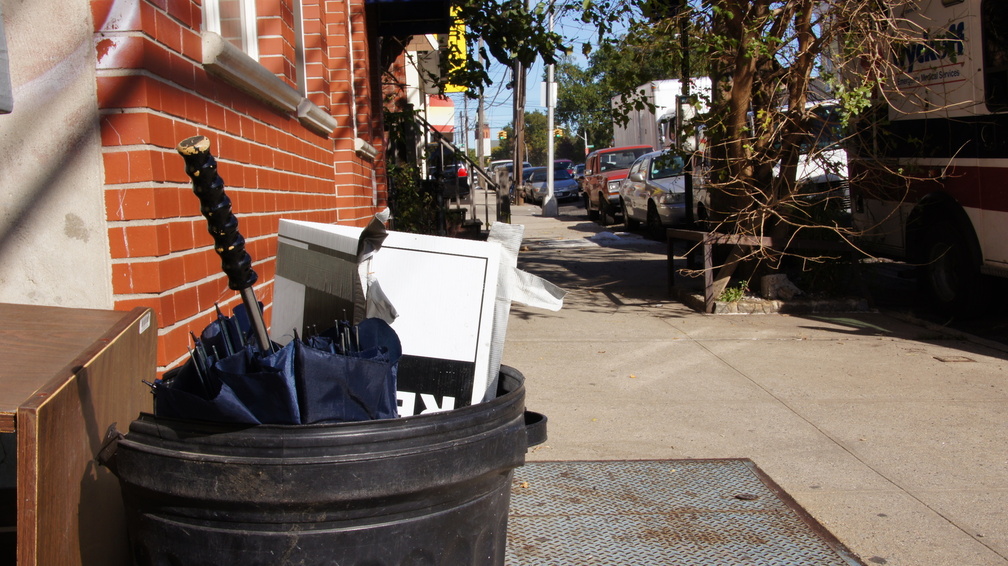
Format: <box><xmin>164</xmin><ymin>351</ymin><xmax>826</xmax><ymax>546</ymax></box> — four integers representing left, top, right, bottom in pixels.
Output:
<box><xmin>415</xmin><ymin>113</ymin><xmax>512</xmax><ymax>225</ymax></box>
<box><xmin>415</xmin><ymin>113</ymin><xmax>500</xmax><ymax>193</ymax></box>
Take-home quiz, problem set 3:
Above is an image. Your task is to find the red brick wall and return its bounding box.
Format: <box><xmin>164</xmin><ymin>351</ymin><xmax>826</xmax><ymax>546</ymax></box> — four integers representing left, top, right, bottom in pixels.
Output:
<box><xmin>92</xmin><ymin>0</ymin><xmax>387</xmax><ymax>370</ymax></box>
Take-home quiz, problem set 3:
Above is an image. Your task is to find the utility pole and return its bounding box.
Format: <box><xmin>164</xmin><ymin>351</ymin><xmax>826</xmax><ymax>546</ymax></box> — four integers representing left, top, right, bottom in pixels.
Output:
<box><xmin>513</xmin><ymin>60</ymin><xmax>526</xmax><ymax>205</ymax></box>
<box><xmin>680</xmin><ymin>12</ymin><xmax>694</xmax><ymax>226</ymax></box>
<box><xmin>542</xmin><ymin>5</ymin><xmax>558</xmax><ymax>217</ymax></box>
<box><xmin>462</xmin><ymin>95</ymin><xmax>474</xmax><ymax>219</ymax></box>
<box><xmin>477</xmin><ymin>39</ymin><xmax>488</xmax><ymax>226</ymax></box>
<box><xmin>476</xmin><ymin>41</ymin><xmax>487</xmax><ymax>173</ymax></box>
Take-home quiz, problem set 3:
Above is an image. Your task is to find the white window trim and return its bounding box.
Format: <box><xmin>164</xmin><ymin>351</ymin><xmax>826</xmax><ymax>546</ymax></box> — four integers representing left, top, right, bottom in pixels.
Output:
<box><xmin>202</xmin><ymin>31</ymin><xmax>336</xmax><ymax>135</ymax></box>
<box><xmin>203</xmin><ymin>0</ymin><xmax>259</xmax><ymax>60</ymax></box>
<box><xmin>239</xmin><ymin>0</ymin><xmax>259</xmax><ymax>59</ymax></box>
<box><xmin>199</xmin><ymin>1</ymin><xmax>374</xmax><ymax>154</ymax></box>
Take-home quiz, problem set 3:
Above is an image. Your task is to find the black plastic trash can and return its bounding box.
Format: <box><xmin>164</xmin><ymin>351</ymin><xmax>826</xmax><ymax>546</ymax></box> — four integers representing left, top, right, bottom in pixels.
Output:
<box><xmin>100</xmin><ymin>365</ymin><xmax>544</xmax><ymax>566</ymax></box>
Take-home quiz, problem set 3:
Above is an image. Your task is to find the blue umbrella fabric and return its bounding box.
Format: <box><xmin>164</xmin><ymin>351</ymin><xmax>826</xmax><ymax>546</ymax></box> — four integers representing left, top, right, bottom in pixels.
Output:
<box><xmin>153</xmin><ymin>311</ymin><xmax>400</xmax><ymax>425</ymax></box>
<box><xmin>296</xmin><ymin>317</ymin><xmax>400</xmax><ymax>423</ymax></box>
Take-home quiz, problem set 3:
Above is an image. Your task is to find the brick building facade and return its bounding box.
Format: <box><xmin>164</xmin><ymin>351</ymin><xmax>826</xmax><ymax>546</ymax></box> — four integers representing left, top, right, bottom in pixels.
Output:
<box><xmin>0</xmin><ymin>0</ymin><xmax>423</xmax><ymax>370</ymax></box>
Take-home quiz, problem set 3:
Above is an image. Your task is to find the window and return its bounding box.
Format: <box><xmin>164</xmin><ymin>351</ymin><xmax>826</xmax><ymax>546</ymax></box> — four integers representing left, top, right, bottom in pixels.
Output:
<box><xmin>982</xmin><ymin>0</ymin><xmax>1008</xmax><ymax>111</ymax></box>
<box><xmin>628</xmin><ymin>157</ymin><xmax>646</xmax><ymax>178</ymax></box>
<box><xmin>651</xmin><ymin>153</ymin><xmax>684</xmax><ymax>180</ymax></box>
<box><xmin>200</xmin><ymin>0</ymin><xmax>335</xmax><ymax>135</ymax></box>
<box><xmin>204</xmin><ymin>0</ymin><xmax>258</xmax><ymax>60</ymax></box>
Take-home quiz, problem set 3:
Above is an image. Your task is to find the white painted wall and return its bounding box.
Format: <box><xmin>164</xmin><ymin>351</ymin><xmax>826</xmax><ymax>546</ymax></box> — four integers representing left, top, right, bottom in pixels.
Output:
<box><xmin>0</xmin><ymin>0</ymin><xmax>111</xmax><ymax>308</ymax></box>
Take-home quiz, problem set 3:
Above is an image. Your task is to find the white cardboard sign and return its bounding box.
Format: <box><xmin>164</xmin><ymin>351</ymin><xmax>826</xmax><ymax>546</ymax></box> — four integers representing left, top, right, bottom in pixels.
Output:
<box><xmin>271</xmin><ymin>219</ymin><xmax>501</xmax><ymax>415</ymax></box>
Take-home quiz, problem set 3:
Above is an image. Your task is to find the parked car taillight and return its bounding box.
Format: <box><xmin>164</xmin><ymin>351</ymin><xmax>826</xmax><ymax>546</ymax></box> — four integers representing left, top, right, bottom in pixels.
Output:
<box><xmin>457</xmin><ymin>165</ymin><xmax>468</xmax><ymax>178</ymax></box>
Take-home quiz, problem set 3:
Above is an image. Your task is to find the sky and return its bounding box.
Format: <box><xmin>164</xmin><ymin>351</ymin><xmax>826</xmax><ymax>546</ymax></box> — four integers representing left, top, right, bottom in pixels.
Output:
<box><xmin>442</xmin><ymin>11</ymin><xmax>611</xmax><ymax>150</ymax></box>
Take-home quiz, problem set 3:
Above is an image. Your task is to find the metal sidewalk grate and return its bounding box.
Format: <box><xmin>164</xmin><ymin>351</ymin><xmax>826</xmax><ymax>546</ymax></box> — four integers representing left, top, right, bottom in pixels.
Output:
<box><xmin>506</xmin><ymin>459</ymin><xmax>865</xmax><ymax>566</ymax></box>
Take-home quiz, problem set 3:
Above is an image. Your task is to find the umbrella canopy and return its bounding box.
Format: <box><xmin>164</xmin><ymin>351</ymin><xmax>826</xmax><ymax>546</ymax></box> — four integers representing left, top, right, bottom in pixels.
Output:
<box><xmin>163</xmin><ymin>135</ymin><xmax>401</xmax><ymax>426</ymax></box>
<box><xmin>153</xmin><ymin>311</ymin><xmax>401</xmax><ymax>425</ymax></box>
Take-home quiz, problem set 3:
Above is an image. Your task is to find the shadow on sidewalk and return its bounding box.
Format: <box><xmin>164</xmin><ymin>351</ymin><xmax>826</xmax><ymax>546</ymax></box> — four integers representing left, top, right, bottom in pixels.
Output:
<box><xmin>516</xmin><ymin>223</ymin><xmax>1008</xmax><ymax>360</ymax></box>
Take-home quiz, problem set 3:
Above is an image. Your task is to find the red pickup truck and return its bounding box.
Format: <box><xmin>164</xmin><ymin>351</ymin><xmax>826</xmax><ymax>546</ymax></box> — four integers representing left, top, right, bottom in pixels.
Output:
<box><xmin>582</xmin><ymin>145</ymin><xmax>653</xmax><ymax>224</ymax></box>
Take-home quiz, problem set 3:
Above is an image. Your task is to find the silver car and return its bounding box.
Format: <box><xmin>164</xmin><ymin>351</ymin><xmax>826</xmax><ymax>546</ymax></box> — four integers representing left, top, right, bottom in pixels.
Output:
<box><xmin>523</xmin><ymin>167</ymin><xmax>580</xmax><ymax>205</ymax></box>
<box><xmin>618</xmin><ymin>150</ymin><xmax>689</xmax><ymax>239</ymax></box>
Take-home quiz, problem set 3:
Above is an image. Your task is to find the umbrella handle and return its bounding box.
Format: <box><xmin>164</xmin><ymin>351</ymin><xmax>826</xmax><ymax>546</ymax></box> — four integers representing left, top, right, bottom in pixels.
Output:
<box><xmin>177</xmin><ymin>135</ymin><xmax>271</xmax><ymax>352</ymax></box>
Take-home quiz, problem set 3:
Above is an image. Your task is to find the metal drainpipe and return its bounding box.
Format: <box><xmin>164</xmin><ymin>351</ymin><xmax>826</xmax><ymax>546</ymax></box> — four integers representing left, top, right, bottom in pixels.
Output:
<box><xmin>345</xmin><ymin>0</ymin><xmax>359</xmax><ymax>142</ymax></box>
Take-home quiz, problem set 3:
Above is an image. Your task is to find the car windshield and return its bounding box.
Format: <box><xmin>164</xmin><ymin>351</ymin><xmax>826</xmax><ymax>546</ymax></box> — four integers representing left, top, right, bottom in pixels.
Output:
<box><xmin>600</xmin><ymin>148</ymin><xmax>650</xmax><ymax>171</ymax></box>
<box><xmin>650</xmin><ymin>154</ymin><xmax>685</xmax><ymax>180</ymax></box>
<box><xmin>805</xmin><ymin>105</ymin><xmax>844</xmax><ymax>152</ymax></box>
<box><xmin>554</xmin><ymin>170</ymin><xmax>574</xmax><ymax>180</ymax></box>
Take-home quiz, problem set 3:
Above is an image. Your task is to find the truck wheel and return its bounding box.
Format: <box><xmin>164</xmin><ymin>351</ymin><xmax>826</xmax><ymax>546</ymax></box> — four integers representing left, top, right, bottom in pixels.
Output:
<box><xmin>622</xmin><ymin>199</ymin><xmax>639</xmax><ymax>230</ymax></box>
<box><xmin>585</xmin><ymin>193</ymin><xmax>599</xmax><ymax>221</ymax></box>
<box><xmin>919</xmin><ymin>221</ymin><xmax>981</xmax><ymax>314</ymax></box>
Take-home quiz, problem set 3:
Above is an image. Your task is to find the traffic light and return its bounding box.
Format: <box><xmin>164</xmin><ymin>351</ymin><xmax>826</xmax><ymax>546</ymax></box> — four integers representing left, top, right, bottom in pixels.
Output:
<box><xmin>553</xmin><ymin>128</ymin><xmax>563</xmax><ymax>138</ymax></box>
<box><xmin>498</xmin><ymin>130</ymin><xmax>507</xmax><ymax>140</ymax></box>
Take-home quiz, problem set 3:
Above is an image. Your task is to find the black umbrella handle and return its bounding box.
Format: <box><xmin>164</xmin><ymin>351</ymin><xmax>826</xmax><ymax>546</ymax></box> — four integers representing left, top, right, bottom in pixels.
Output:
<box><xmin>177</xmin><ymin>135</ymin><xmax>271</xmax><ymax>352</ymax></box>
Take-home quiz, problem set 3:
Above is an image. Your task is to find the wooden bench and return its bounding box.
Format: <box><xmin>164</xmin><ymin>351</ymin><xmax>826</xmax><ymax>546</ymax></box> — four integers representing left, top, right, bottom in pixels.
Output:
<box><xmin>666</xmin><ymin>229</ymin><xmax>852</xmax><ymax>313</ymax></box>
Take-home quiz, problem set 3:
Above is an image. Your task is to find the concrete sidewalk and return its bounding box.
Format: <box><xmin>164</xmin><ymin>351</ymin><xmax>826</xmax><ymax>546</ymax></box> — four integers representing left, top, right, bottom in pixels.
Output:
<box><xmin>497</xmin><ymin>200</ymin><xmax>1008</xmax><ymax>566</ymax></box>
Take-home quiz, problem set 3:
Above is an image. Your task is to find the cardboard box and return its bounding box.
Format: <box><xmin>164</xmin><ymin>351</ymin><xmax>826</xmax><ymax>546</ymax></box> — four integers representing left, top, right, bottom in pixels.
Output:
<box><xmin>272</xmin><ymin>219</ymin><xmax>501</xmax><ymax>416</ymax></box>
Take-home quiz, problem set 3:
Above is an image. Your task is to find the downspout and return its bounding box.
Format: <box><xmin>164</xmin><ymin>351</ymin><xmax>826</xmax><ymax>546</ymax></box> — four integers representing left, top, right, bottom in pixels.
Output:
<box><xmin>346</xmin><ymin>0</ymin><xmax>378</xmax><ymax>160</ymax></box>
<box><xmin>346</xmin><ymin>0</ymin><xmax>358</xmax><ymax>141</ymax></box>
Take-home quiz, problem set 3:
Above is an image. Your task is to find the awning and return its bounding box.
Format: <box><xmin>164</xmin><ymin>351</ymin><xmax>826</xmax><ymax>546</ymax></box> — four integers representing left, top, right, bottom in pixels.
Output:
<box><xmin>367</xmin><ymin>0</ymin><xmax>451</xmax><ymax>36</ymax></box>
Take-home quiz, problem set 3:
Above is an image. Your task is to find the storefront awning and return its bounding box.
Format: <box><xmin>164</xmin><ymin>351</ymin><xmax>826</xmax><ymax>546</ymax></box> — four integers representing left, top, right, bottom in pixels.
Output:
<box><xmin>367</xmin><ymin>0</ymin><xmax>451</xmax><ymax>36</ymax></box>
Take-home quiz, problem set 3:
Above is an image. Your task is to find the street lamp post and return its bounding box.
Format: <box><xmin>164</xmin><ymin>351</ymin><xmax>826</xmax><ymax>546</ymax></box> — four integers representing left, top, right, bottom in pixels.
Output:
<box><xmin>542</xmin><ymin>5</ymin><xmax>558</xmax><ymax>217</ymax></box>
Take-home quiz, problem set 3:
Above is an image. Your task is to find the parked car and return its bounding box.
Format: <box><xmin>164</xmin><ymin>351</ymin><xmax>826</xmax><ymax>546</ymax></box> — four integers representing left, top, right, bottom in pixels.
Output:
<box><xmin>582</xmin><ymin>145</ymin><xmax>653</xmax><ymax>224</ymax></box>
<box><xmin>522</xmin><ymin>167</ymin><xmax>580</xmax><ymax>204</ymax></box>
<box><xmin>488</xmin><ymin>159</ymin><xmax>532</xmax><ymax>171</ymax></box>
<box><xmin>619</xmin><ymin>149</ymin><xmax>697</xmax><ymax>239</ymax></box>
<box><xmin>427</xmin><ymin>147</ymin><xmax>469</xmax><ymax>199</ymax></box>
<box><xmin>500</xmin><ymin>161</ymin><xmax>534</xmax><ymax>199</ymax></box>
<box><xmin>489</xmin><ymin>159</ymin><xmax>512</xmax><ymax>172</ymax></box>
<box><xmin>554</xmin><ymin>159</ymin><xmax>574</xmax><ymax>176</ymax></box>
<box><xmin>573</xmin><ymin>163</ymin><xmax>586</xmax><ymax>192</ymax></box>
<box><xmin>513</xmin><ymin>166</ymin><xmax>536</xmax><ymax>202</ymax></box>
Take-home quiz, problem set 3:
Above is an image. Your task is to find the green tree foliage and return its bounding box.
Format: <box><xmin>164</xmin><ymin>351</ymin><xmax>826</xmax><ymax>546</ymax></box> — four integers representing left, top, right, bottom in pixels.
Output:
<box><xmin>442</xmin><ymin>0</ymin><xmax>914</xmax><ymax>273</ymax></box>
<box><xmin>567</xmin><ymin>3</ymin><xmax>893</xmax><ymax>216</ymax></box>
<box><xmin>488</xmin><ymin>111</ymin><xmax>548</xmax><ymax>165</ymax></box>
<box><xmin>386</xmin><ymin>162</ymin><xmax>440</xmax><ymax>235</ymax></box>
<box><xmin>547</xmin><ymin>0</ymin><xmax>922</xmax><ymax>297</ymax></box>
<box><xmin>490</xmin><ymin>126</ymin><xmax>515</xmax><ymax>161</ymax></box>
<box><xmin>555</xmin><ymin>18</ymin><xmax>706</xmax><ymax>149</ymax></box>
<box><xmin>555</xmin><ymin>136</ymin><xmax>586</xmax><ymax>162</ymax></box>
<box><xmin>555</xmin><ymin>58</ymin><xmax>612</xmax><ymax>150</ymax></box>
<box><xmin>491</xmin><ymin>118</ymin><xmax>586</xmax><ymax>163</ymax></box>
<box><xmin>440</xmin><ymin>0</ymin><xmax>567</xmax><ymax>96</ymax></box>
<box><xmin>522</xmin><ymin>111</ymin><xmax>550</xmax><ymax>165</ymax></box>
<box><xmin>690</xmin><ymin>0</ymin><xmax>888</xmax><ymax>234</ymax></box>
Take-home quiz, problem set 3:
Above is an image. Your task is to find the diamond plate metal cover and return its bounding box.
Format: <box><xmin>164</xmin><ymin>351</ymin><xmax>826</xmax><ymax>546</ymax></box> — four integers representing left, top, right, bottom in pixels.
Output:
<box><xmin>506</xmin><ymin>460</ymin><xmax>864</xmax><ymax>566</ymax></box>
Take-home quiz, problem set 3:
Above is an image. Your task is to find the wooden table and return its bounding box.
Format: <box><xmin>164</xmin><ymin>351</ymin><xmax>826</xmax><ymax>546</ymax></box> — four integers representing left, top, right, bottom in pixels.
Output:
<box><xmin>0</xmin><ymin>304</ymin><xmax>156</xmax><ymax>565</ymax></box>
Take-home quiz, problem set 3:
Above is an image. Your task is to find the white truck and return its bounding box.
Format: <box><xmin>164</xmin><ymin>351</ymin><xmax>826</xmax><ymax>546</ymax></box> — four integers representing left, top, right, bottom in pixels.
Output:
<box><xmin>849</xmin><ymin>0</ymin><xmax>1008</xmax><ymax>312</ymax></box>
<box><xmin>611</xmin><ymin>78</ymin><xmax>713</xmax><ymax>150</ymax></box>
